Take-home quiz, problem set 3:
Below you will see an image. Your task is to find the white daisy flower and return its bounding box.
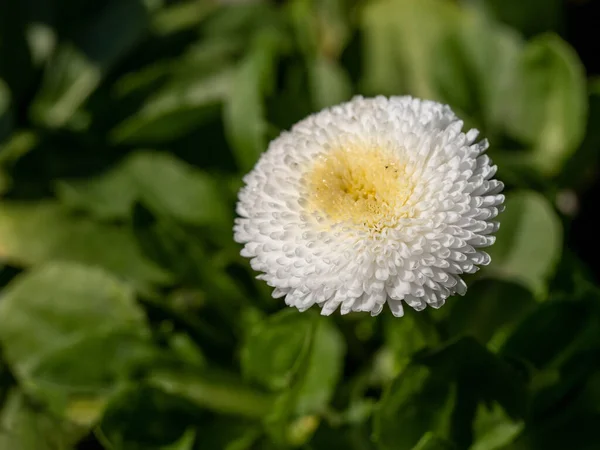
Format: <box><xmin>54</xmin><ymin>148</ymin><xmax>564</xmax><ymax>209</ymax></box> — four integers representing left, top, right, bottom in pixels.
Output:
<box><xmin>234</xmin><ymin>96</ymin><xmax>504</xmax><ymax>317</ymax></box>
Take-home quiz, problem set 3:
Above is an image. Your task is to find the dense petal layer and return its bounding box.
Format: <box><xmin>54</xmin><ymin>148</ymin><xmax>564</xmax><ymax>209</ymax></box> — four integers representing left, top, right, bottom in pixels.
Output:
<box><xmin>234</xmin><ymin>96</ymin><xmax>504</xmax><ymax>316</ymax></box>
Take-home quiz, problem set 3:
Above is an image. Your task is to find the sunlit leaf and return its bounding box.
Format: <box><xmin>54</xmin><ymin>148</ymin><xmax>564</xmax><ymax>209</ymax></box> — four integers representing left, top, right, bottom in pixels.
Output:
<box><xmin>503</xmin><ymin>34</ymin><xmax>587</xmax><ymax>175</ymax></box>
<box><xmin>360</xmin><ymin>0</ymin><xmax>460</xmax><ymax>98</ymax></box>
<box><xmin>471</xmin><ymin>402</ymin><xmax>523</xmax><ymax>450</ymax></box>
<box><xmin>56</xmin><ymin>150</ymin><xmax>230</xmax><ymax>226</ymax></box>
<box><xmin>0</xmin><ymin>262</ymin><xmax>153</xmax><ymax>423</ymax></box>
<box><xmin>486</xmin><ymin>190</ymin><xmax>562</xmax><ymax>296</ymax></box>
<box><xmin>241</xmin><ymin>309</ymin><xmax>314</xmax><ymax>391</ymax></box>
<box><xmin>0</xmin><ymin>201</ymin><xmax>170</xmax><ymax>287</ymax></box>
<box><xmin>0</xmin><ymin>390</ymin><xmax>84</xmax><ymax>450</ymax></box>
<box><xmin>384</xmin><ymin>309</ymin><xmax>440</xmax><ymax>375</ymax></box>
<box><xmin>224</xmin><ymin>29</ymin><xmax>282</xmax><ymax>172</ymax></box>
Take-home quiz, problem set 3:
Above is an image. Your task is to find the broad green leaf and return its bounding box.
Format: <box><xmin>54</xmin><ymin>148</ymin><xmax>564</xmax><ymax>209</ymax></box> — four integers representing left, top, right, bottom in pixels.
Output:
<box><xmin>500</xmin><ymin>297</ymin><xmax>600</xmax><ymax>371</ymax></box>
<box><xmin>486</xmin><ymin>190</ymin><xmax>562</xmax><ymax>296</ymax></box>
<box><xmin>431</xmin><ymin>11</ymin><xmax>521</xmax><ymax>132</ymax></box>
<box><xmin>447</xmin><ymin>279</ymin><xmax>535</xmax><ymax>345</ymax></box>
<box><xmin>224</xmin><ymin>29</ymin><xmax>281</xmax><ymax>172</ymax></box>
<box><xmin>503</xmin><ymin>34</ymin><xmax>587</xmax><ymax>175</ymax></box>
<box><xmin>0</xmin><ymin>390</ymin><xmax>85</xmax><ymax>450</ymax></box>
<box><xmin>0</xmin><ymin>262</ymin><xmax>153</xmax><ymax>423</ymax></box>
<box><xmin>0</xmin><ymin>201</ymin><xmax>170</xmax><ymax>286</ymax></box>
<box><xmin>475</xmin><ymin>0</ymin><xmax>562</xmax><ymax>37</ymax></box>
<box><xmin>417</xmin><ymin>337</ymin><xmax>528</xmax><ymax>419</ymax></box>
<box><xmin>373</xmin><ymin>365</ymin><xmax>455</xmax><ymax>450</ymax></box>
<box><xmin>558</xmin><ymin>78</ymin><xmax>600</xmax><ymax>189</ymax></box>
<box><xmin>384</xmin><ymin>309</ymin><xmax>440</xmax><ymax>375</ymax></box>
<box><xmin>56</xmin><ymin>150</ymin><xmax>230</xmax><ymax>226</ymax></box>
<box><xmin>98</xmin><ymin>386</ymin><xmax>202</xmax><ymax>450</ymax></box>
<box><xmin>360</xmin><ymin>0</ymin><xmax>460</xmax><ymax>98</ymax></box>
<box><xmin>147</xmin><ymin>367</ymin><xmax>274</xmax><ymax>419</ymax></box>
<box><xmin>471</xmin><ymin>403</ymin><xmax>523</xmax><ymax>450</ymax></box>
<box><xmin>241</xmin><ymin>309</ymin><xmax>314</xmax><ymax>391</ymax></box>
<box><xmin>261</xmin><ymin>315</ymin><xmax>345</xmax><ymax>446</ymax></box>
<box><xmin>30</xmin><ymin>0</ymin><xmax>154</xmax><ymax>128</ymax></box>
<box><xmin>293</xmin><ymin>317</ymin><xmax>345</xmax><ymax>415</ymax></box>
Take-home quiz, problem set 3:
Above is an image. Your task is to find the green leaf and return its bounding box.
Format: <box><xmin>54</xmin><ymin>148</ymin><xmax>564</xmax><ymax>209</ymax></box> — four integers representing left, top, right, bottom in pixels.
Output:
<box><xmin>471</xmin><ymin>403</ymin><xmax>523</xmax><ymax>450</ymax></box>
<box><xmin>55</xmin><ymin>150</ymin><xmax>230</xmax><ymax>226</ymax></box>
<box><xmin>241</xmin><ymin>309</ymin><xmax>314</xmax><ymax>391</ymax></box>
<box><xmin>485</xmin><ymin>190</ymin><xmax>562</xmax><ymax>296</ymax></box>
<box><xmin>0</xmin><ymin>390</ymin><xmax>85</xmax><ymax>450</ymax></box>
<box><xmin>500</xmin><ymin>297</ymin><xmax>600</xmax><ymax>371</ymax></box>
<box><xmin>0</xmin><ymin>78</ymin><xmax>11</xmax><ymax>143</ymax></box>
<box><xmin>360</xmin><ymin>0</ymin><xmax>460</xmax><ymax>98</ymax></box>
<box><xmin>0</xmin><ymin>262</ymin><xmax>153</xmax><ymax>424</ymax></box>
<box><xmin>151</xmin><ymin>0</ymin><xmax>217</xmax><ymax>35</ymax></box>
<box><xmin>293</xmin><ymin>317</ymin><xmax>345</xmax><ymax>416</ymax></box>
<box><xmin>30</xmin><ymin>0</ymin><xmax>154</xmax><ymax>129</ymax></box>
<box><xmin>257</xmin><ymin>314</ymin><xmax>345</xmax><ymax>445</ymax></box>
<box><xmin>132</xmin><ymin>203</ymin><xmax>248</xmax><ymax>326</ymax></box>
<box><xmin>111</xmin><ymin>68</ymin><xmax>232</xmax><ymax>143</ymax></box>
<box><xmin>558</xmin><ymin>77</ymin><xmax>600</xmax><ymax>189</ymax></box>
<box><xmin>224</xmin><ymin>29</ymin><xmax>282</xmax><ymax>172</ymax></box>
<box><xmin>373</xmin><ymin>365</ymin><xmax>456</xmax><ymax>450</ymax></box>
<box><xmin>447</xmin><ymin>279</ymin><xmax>535</xmax><ymax>345</ymax></box>
<box><xmin>309</xmin><ymin>57</ymin><xmax>352</xmax><ymax>110</ymax></box>
<box><xmin>414</xmin><ymin>433</ymin><xmax>457</xmax><ymax>450</ymax></box>
<box><xmin>0</xmin><ymin>201</ymin><xmax>170</xmax><ymax>287</ymax></box>
<box><xmin>384</xmin><ymin>309</ymin><xmax>440</xmax><ymax>376</ymax></box>
<box><xmin>503</xmin><ymin>34</ymin><xmax>587</xmax><ymax>175</ymax></box>
<box><xmin>161</xmin><ymin>429</ymin><xmax>195</xmax><ymax>450</ymax></box>
<box><xmin>98</xmin><ymin>385</ymin><xmax>202</xmax><ymax>450</ymax></box>
<box><xmin>147</xmin><ymin>367</ymin><xmax>274</xmax><ymax>419</ymax></box>
<box><xmin>431</xmin><ymin>11</ymin><xmax>522</xmax><ymax>133</ymax></box>
<box><xmin>417</xmin><ymin>337</ymin><xmax>529</xmax><ymax>419</ymax></box>
<box><xmin>476</xmin><ymin>0</ymin><xmax>562</xmax><ymax>37</ymax></box>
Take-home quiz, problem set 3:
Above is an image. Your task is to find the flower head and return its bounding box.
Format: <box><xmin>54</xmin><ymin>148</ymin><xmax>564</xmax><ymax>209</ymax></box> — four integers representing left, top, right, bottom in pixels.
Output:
<box><xmin>234</xmin><ymin>96</ymin><xmax>504</xmax><ymax>317</ymax></box>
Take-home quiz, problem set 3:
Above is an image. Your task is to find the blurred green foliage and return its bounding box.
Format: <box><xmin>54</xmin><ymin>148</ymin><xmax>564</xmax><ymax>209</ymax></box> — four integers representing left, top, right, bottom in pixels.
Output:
<box><xmin>0</xmin><ymin>0</ymin><xmax>599</xmax><ymax>449</ymax></box>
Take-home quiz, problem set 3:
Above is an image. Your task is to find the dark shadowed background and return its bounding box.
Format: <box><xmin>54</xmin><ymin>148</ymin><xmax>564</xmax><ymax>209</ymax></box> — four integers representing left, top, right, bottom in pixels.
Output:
<box><xmin>0</xmin><ymin>0</ymin><xmax>599</xmax><ymax>449</ymax></box>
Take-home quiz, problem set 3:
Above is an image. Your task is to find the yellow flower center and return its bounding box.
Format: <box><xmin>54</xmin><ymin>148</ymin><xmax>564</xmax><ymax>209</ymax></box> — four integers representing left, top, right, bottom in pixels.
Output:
<box><xmin>306</xmin><ymin>145</ymin><xmax>414</xmax><ymax>228</ymax></box>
